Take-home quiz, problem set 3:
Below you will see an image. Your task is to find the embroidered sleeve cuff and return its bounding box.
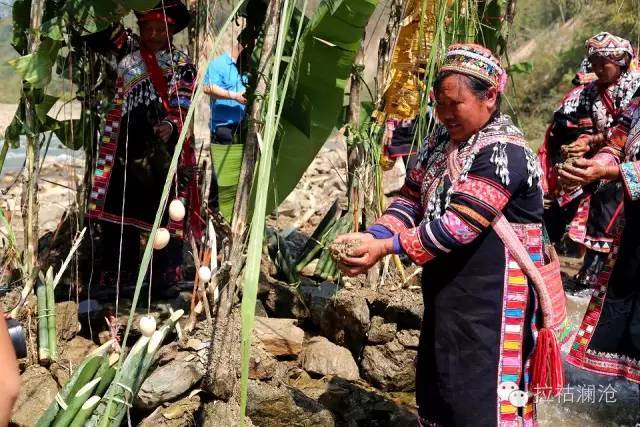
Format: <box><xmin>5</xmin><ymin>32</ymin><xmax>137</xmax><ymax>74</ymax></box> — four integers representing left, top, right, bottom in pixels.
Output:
<box><xmin>392</xmin><ymin>234</ymin><xmax>404</xmax><ymax>255</ymax></box>
<box><xmin>376</xmin><ymin>213</ymin><xmax>411</xmax><ymax>234</ymax></box>
<box><xmin>365</xmin><ymin>224</ymin><xmax>394</xmax><ymax>240</ymax></box>
<box><xmin>620</xmin><ymin>161</ymin><xmax>640</xmax><ymax>201</ymax></box>
<box><xmin>398</xmin><ymin>228</ymin><xmax>436</xmax><ymax>265</ymax></box>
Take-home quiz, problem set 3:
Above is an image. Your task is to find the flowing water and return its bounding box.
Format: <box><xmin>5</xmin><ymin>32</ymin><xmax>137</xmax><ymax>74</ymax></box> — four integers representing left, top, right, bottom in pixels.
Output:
<box><xmin>537</xmin><ymin>294</ymin><xmax>640</xmax><ymax>426</ymax></box>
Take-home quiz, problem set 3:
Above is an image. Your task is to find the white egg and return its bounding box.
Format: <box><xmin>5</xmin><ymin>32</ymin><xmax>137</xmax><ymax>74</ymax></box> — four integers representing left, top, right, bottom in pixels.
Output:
<box><xmin>153</xmin><ymin>228</ymin><xmax>170</xmax><ymax>250</ymax></box>
<box><xmin>139</xmin><ymin>316</ymin><xmax>156</xmax><ymax>337</ymax></box>
<box><xmin>198</xmin><ymin>266</ymin><xmax>212</xmax><ymax>283</ymax></box>
<box><xmin>168</xmin><ymin>199</ymin><xmax>186</xmax><ymax>222</ymax></box>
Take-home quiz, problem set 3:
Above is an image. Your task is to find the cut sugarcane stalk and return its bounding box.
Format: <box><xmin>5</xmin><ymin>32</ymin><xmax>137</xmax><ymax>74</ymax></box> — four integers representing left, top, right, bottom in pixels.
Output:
<box><xmin>89</xmin><ymin>336</ymin><xmax>150</xmax><ymax>427</ymax></box>
<box><xmin>45</xmin><ymin>267</ymin><xmax>57</xmax><ymax>361</ymax></box>
<box><xmin>35</xmin><ymin>340</ymin><xmax>113</xmax><ymax>427</ymax></box>
<box><xmin>36</xmin><ymin>276</ymin><xmax>50</xmax><ymax>363</ymax></box>
<box><xmin>68</xmin><ymin>396</ymin><xmax>101</xmax><ymax>427</ymax></box>
<box><xmin>134</xmin><ymin>310</ymin><xmax>183</xmax><ymax>393</ymax></box>
<box><xmin>52</xmin><ymin>377</ymin><xmax>102</xmax><ymax>427</ymax></box>
<box><xmin>94</xmin><ymin>353</ymin><xmax>119</xmax><ymax>397</ymax></box>
<box><xmin>295</xmin><ymin>200</ymin><xmax>340</xmax><ymax>268</ymax></box>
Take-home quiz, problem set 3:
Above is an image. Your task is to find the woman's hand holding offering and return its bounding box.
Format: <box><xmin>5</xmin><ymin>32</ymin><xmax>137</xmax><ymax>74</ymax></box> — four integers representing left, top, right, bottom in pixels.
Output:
<box><xmin>333</xmin><ymin>232</ymin><xmax>394</xmax><ymax>277</ymax></box>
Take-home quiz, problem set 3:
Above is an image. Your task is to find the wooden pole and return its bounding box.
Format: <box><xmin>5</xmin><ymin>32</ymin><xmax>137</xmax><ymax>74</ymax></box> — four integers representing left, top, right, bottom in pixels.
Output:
<box><xmin>21</xmin><ymin>0</ymin><xmax>45</xmax><ymax>316</ymax></box>
<box><xmin>224</xmin><ymin>0</ymin><xmax>281</xmax><ymax>312</ymax></box>
<box><xmin>205</xmin><ymin>0</ymin><xmax>281</xmax><ymax>400</ymax></box>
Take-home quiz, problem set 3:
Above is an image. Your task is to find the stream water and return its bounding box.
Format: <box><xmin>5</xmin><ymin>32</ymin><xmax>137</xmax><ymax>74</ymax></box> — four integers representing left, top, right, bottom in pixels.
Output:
<box><xmin>1</xmin><ymin>137</ymin><xmax>84</xmax><ymax>175</ymax></box>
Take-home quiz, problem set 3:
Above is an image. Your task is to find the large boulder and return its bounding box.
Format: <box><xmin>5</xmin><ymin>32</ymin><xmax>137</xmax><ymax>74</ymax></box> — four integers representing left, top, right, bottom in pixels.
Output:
<box><xmin>318</xmin><ymin>289</ymin><xmax>370</xmax><ymax>356</ymax></box>
<box><xmin>298</xmin><ymin>336</ymin><xmax>359</xmax><ymax>381</ymax></box>
<box><xmin>253</xmin><ymin>317</ymin><xmax>305</xmax><ymax>357</ymax></box>
<box><xmin>247</xmin><ymin>381</ymin><xmax>335</xmax><ymax>427</ymax></box>
<box><xmin>360</xmin><ymin>339</ymin><xmax>416</xmax><ymax>392</ymax></box>
<box><xmin>135</xmin><ymin>357</ymin><xmax>206</xmax><ymax>409</ymax></box>
<box><xmin>11</xmin><ymin>366</ymin><xmax>58</xmax><ymax>427</ymax></box>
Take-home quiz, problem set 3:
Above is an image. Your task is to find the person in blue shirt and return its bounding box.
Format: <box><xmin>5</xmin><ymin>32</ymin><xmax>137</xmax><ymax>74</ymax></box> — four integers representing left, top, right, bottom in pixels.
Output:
<box><xmin>203</xmin><ymin>30</ymin><xmax>253</xmax><ymax>210</ymax></box>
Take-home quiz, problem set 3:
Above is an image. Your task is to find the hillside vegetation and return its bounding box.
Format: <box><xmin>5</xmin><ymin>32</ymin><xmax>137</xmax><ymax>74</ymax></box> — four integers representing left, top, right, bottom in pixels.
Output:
<box><xmin>508</xmin><ymin>0</ymin><xmax>640</xmax><ymax>148</ymax></box>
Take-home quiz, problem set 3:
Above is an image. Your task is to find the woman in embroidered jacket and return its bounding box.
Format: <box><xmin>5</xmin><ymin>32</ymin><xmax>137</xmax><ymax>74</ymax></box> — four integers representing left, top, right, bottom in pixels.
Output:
<box><xmin>560</xmin><ymin>94</ymin><xmax>640</xmax><ymax>385</ymax></box>
<box><xmin>539</xmin><ymin>59</ymin><xmax>596</xmax><ymax>244</ymax></box>
<box><xmin>561</xmin><ymin>33</ymin><xmax>640</xmax><ymax>290</ymax></box>
<box><xmin>336</xmin><ymin>44</ymin><xmax>544</xmax><ymax>426</ymax></box>
<box><xmin>86</xmin><ymin>1</ymin><xmax>200</xmax><ymax>290</ymax></box>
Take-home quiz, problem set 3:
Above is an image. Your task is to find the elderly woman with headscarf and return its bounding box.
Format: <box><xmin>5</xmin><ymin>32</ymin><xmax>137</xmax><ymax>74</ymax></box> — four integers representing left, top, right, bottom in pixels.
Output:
<box><xmin>538</xmin><ymin>58</ymin><xmax>596</xmax><ymax>246</ymax></box>
<box><xmin>335</xmin><ymin>44</ymin><xmax>555</xmax><ymax>426</ymax></box>
<box><xmin>560</xmin><ymin>87</ymin><xmax>640</xmax><ymax>386</ymax></box>
<box><xmin>560</xmin><ymin>32</ymin><xmax>640</xmax><ymax>291</ymax></box>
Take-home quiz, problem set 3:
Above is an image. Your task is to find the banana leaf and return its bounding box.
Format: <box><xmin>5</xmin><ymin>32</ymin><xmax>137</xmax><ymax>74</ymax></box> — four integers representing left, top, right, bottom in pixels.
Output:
<box><xmin>264</xmin><ymin>0</ymin><xmax>377</xmax><ymax>214</ymax></box>
<box><xmin>215</xmin><ymin>0</ymin><xmax>377</xmax><ymax>218</ymax></box>
<box><xmin>210</xmin><ymin>143</ymin><xmax>245</xmax><ymax>221</ymax></box>
<box><xmin>9</xmin><ymin>38</ymin><xmax>63</xmax><ymax>89</ymax></box>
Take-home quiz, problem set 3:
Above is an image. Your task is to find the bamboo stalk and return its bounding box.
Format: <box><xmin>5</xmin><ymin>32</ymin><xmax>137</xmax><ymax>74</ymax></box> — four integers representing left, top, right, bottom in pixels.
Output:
<box><xmin>36</xmin><ymin>278</ymin><xmax>50</xmax><ymax>363</ymax></box>
<box><xmin>21</xmin><ymin>0</ymin><xmax>45</xmax><ymax>323</ymax></box>
<box><xmin>46</xmin><ymin>267</ymin><xmax>57</xmax><ymax>361</ymax></box>
<box><xmin>224</xmin><ymin>0</ymin><xmax>284</xmax><ymax>321</ymax></box>
<box><xmin>239</xmin><ymin>0</ymin><xmax>304</xmax><ymax>423</ymax></box>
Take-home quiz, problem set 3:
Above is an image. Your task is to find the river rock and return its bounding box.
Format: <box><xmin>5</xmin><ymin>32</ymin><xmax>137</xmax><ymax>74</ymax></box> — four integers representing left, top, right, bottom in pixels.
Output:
<box><xmin>260</xmin><ymin>279</ymin><xmax>310</xmax><ymax>320</ymax></box>
<box><xmin>371</xmin><ymin>290</ymin><xmax>423</xmax><ymax>330</ymax></box>
<box><xmin>360</xmin><ymin>339</ymin><xmax>417</xmax><ymax>392</ymax></box>
<box><xmin>139</xmin><ymin>395</ymin><xmax>202</xmax><ymax>427</ymax></box>
<box><xmin>11</xmin><ymin>366</ymin><xmax>58</xmax><ymax>427</ymax></box>
<box><xmin>250</xmin><ymin>344</ymin><xmax>278</xmax><ymax>380</ymax></box>
<box><xmin>300</xmin><ymin>281</ymin><xmax>339</xmax><ymax>327</ymax></box>
<box><xmin>396</xmin><ymin>329</ymin><xmax>420</xmax><ymax>348</ymax></box>
<box><xmin>247</xmin><ymin>381</ymin><xmax>335</xmax><ymax>427</ymax></box>
<box><xmin>319</xmin><ymin>289</ymin><xmax>370</xmax><ymax>356</ymax></box>
<box><xmin>367</xmin><ymin>316</ymin><xmax>397</xmax><ymax>344</ymax></box>
<box><xmin>298</xmin><ymin>336</ymin><xmax>359</xmax><ymax>381</ymax></box>
<box><xmin>135</xmin><ymin>357</ymin><xmax>206</xmax><ymax>409</ymax></box>
<box><xmin>60</xmin><ymin>335</ymin><xmax>98</xmax><ymax>366</ymax></box>
<box><xmin>253</xmin><ymin>317</ymin><xmax>304</xmax><ymax>357</ymax></box>
<box><xmin>201</xmin><ymin>400</ymin><xmax>256</xmax><ymax>427</ymax></box>
<box><xmin>302</xmin><ymin>376</ymin><xmax>417</xmax><ymax>425</ymax></box>
<box><xmin>55</xmin><ymin>301</ymin><xmax>80</xmax><ymax>341</ymax></box>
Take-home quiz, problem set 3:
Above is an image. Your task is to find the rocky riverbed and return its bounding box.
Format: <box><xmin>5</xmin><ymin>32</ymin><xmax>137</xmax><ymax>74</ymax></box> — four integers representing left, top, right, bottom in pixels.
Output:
<box><xmin>3</xmin><ymin>137</ymin><xmax>640</xmax><ymax>426</ymax></box>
